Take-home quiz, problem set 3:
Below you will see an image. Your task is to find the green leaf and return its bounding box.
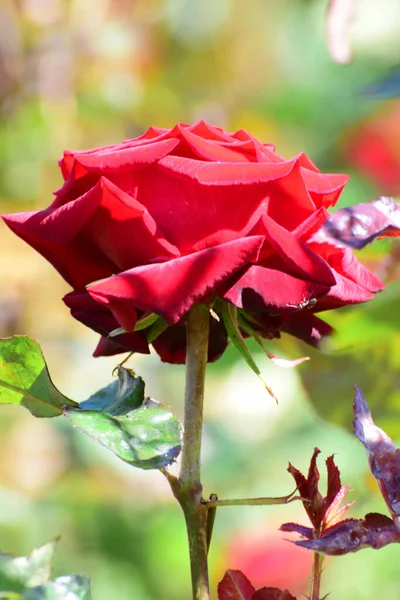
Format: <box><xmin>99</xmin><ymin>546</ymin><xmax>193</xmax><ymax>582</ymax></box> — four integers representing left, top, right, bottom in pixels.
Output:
<box><xmin>0</xmin><ymin>542</ymin><xmax>56</xmax><ymax>592</ymax></box>
<box><xmin>147</xmin><ymin>316</ymin><xmax>168</xmax><ymax>343</ymax></box>
<box><xmin>23</xmin><ymin>576</ymin><xmax>91</xmax><ymax>600</ymax></box>
<box><xmin>109</xmin><ymin>312</ymin><xmax>160</xmax><ymax>337</ymax></box>
<box><xmin>79</xmin><ymin>366</ymin><xmax>144</xmax><ymax>415</ymax></box>
<box><xmin>0</xmin><ymin>337</ymin><xmax>76</xmax><ymax>417</ymax></box>
<box><xmin>221</xmin><ymin>303</ymin><xmax>276</xmax><ymax>400</ymax></box>
<box><xmin>301</xmin><ymin>335</ymin><xmax>400</xmax><ymax>438</ymax></box>
<box><xmin>0</xmin><ymin>543</ymin><xmax>91</xmax><ymax>599</ymax></box>
<box><xmin>64</xmin><ymin>398</ymin><xmax>182</xmax><ymax>469</ymax></box>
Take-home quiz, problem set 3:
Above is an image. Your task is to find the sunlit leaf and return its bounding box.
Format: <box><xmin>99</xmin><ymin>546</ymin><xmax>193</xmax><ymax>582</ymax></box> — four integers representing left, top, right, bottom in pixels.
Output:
<box><xmin>353</xmin><ymin>386</ymin><xmax>400</xmax><ymax>525</ymax></box>
<box><xmin>0</xmin><ymin>542</ymin><xmax>91</xmax><ymax>599</ymax></box>
<box><xmin>24</xmin><ymin>575</ymin><xmax>91</xmax><ymax>600</ymax></box>
<box><xmin>64</xmin><ymin>398</ymin><xmax>182</xmax><ymax>469</ymax></box>
<box><xmin>0</xmin><ymin>542</ymin><xmax>55</xmax><ymax>591</ymax></box>
<box><xmin>79</xmin><ymin>366</ymin><xmax>144</xmax><ymax>415</ymax></box>
<box><xmin>322</xmin><ymin>196</ymin><xmax>400</xmax><ymax>249</ymax></box>
<box><xmin>0</xmin><ymin>337</ymin><xmax>76</xmax><ymax>417</ymax></box>
<box><xmin>300</xmin><ymin>313</ymin><xmax>400</xmax><ymax>438</ymax></box>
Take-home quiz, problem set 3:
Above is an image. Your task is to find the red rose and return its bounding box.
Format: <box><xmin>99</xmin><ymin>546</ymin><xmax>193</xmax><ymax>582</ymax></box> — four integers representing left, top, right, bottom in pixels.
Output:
<box><xmin>2</xmin><ymin>121</ymin><xmax>383</xmax><ymax>363</ymax></box>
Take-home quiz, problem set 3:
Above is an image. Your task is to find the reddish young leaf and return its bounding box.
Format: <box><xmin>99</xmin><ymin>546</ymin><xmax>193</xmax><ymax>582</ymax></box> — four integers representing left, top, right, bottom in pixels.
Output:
<box><xmin>286</xmin><ymin>448</ymin><xmax>349</xmax><ymax>534</ymax></box>
<box><xmin>252</xmin><ymin>587</ymin><xmax>297</xmax><ymax>600</ymax></box>
<box><xmin>280</xmin><ymin>523</ymin><xmax>314</xmax><ymax>538</ymax></box>
<box><xmin>218</xmin><ymin>570</ymin><xmax>255</xmax><ymax>600</ymax></box>
<box><xmin>294</xmin><ymin>513</ymin><xmax>400</xmax><ymax>556</ymax></box>
<box><xmin>288</xmin><ymin>448</ymin><xmax>323</xmax><ymax>529</ymax></box>
<box><xmin>353</xmin><ymin>385</ymin><xmax>400</xmax><ymax>527</ymax></box>
<box><xmin>321</xmin><ymin>196</ymin><xmax>400</xmax><ymax>249</ymax></box>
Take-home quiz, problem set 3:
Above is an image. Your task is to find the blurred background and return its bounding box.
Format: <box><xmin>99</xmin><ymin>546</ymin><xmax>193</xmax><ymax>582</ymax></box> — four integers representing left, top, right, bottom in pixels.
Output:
<box><xmin>1</xmin><ymin>0</ymin><xmax>400</xmax><ymax>598</ymax></box>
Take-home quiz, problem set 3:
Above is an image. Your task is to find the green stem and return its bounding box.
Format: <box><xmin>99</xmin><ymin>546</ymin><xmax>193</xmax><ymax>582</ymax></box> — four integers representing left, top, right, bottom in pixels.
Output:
<box><xmin>180</xmin><ymin>304</ymin><xmax>209</xmax><ymax>486</ymax></box>
<box><xmin>204</xmin><ymin>491</ymin><xmax>298</xmax><ymax>508</ymax></box>
<box><xmin>171</xmin><ymin>304</ymin><xmax>210</xmax><ymax>600</ymax></box>
<box><xmin>309</xmin><ymin>552</ymin><xmax>323</xmax><ymax>600</ymax></box>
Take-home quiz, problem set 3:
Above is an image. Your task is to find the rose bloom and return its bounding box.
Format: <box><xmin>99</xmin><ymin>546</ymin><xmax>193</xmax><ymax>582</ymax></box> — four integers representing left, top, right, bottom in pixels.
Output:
<box><xmin>2</xmin><ymin>121</ymin><xmax>383</xmax><ymax>363</ymax></box>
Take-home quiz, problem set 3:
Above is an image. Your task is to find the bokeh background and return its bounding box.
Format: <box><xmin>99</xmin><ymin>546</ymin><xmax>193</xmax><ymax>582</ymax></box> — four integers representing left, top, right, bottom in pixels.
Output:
<box><xmin>1</xmin><ymin>0</ymin><xmax>400</xmax><ymax>598</ymax></box>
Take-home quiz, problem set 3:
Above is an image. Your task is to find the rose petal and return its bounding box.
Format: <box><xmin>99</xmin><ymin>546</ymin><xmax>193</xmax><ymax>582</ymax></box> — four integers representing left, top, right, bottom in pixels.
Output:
<box><xmin>88</xmin><ymin>236</ymin><xmax>264</xmax><ymax>327</ymax></box>
<box><xmin>224</xmin><ymin>266</ymin><xmax>331</xmax><ymax>313</ymax></box>
<box><xmin>259</xmin><ymin>214</ymin><xmax>336</xmax><ymax>286</ymax></box>
<box><xmin>322</xmin><ymin>246</ymin><xmax>384</xmax><ymax>292</ymax></box>
<box><xmin>279</xmin><ymin>312</ymin><xmax>334</xmax><ymax>348</ymax></box>
<box><xmin>158</xmin><ymin>154</ymin><xmax>299</xmax><ymax>185</ymax></box>
<box><xmin>2</xmin><ymin>206</ymin><xmax>117</xmax><ymax>289</ymax></box>
<box><xmin>56</xmin><ymin>137</ymin><xmax>181</xmax><ymax>204</ymax></box>
<box><xmin>82</xmin><ymin>178</ymin><xmax>180</xmax><ymax>269</ymax></box>
<box><xmin>178</xmin><ymin>126</ymin><xmax>256</xmax><ymax>162</ymax></box>
<box><xmin>63</xmin><ymin>290</ymin><xmax>150</xmax><ymax>356</ymax></box>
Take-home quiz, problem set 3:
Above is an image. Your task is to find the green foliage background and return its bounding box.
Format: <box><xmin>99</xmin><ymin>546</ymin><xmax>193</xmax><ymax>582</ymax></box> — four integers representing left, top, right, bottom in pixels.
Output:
<box><xmin>0</xmin><ymin>0</ymin><xmax>400</xmax><ymax>598</ymax></box>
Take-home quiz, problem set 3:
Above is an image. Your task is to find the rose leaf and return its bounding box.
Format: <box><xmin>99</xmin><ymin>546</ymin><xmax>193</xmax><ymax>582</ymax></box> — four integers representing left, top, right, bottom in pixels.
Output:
<box><xmin>64</xmin><ymin>398</ymin><xmax>182</xmax><ymax>469</ymax></box>
<box><xmin>25</xmin><ymin>575</ymin><xmax>91</xmax><ymax>600</ymax></box>
<box><xmin>0</xmin><ymin>336</ymin><xmax>77</xmax><ymax>417</ymax></box>
<box><xmin>217</xmin><ymin>569</ymin><xmax>255</xmax><ymax>600</ymax></box>
<box><xmin>322</xmin><ymin>196</ymin><xmax>400</xmax><ymax>249</ymax></box>
<box><xmin>252</xmin><ymin>587</ymin><xmax>297</xmax><ymax>600</ymax></box>
<box><xmin>79</xmin><ymin>366</ymin><xmax>145</xmax><ymax>415</ymax></box>
<box><xmin>0</xmin><ymin>541</ymin><xmax>56</xmax><ymax>590</ymax></box>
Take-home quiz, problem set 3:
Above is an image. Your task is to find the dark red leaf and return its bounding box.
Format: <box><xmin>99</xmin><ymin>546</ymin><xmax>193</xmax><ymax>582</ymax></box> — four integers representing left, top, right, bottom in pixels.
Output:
<box><xmin>325</xmin><ymin>455</ymin><xmax>341</xmax><ymax>507</ymax></box>
<box><xmin>287</xmin><ymin>448</ymin><xmax>326</xmax><ymax>531</ymax></box>
<box><xmin>279</xmin><ymin>523</ymin><xmax>314</xmax><ymax>538</ymax></box>
<box><xmin>321</xmin><ymin>196</ymin><xmax>400</xmax><ymax>249</ymax></box>
<box><xmin>218</xmin><ymin>570</ymin><xmax>255</xmax><ymax>600</ymax></box>
<box><xmin>252</xmin><ymin>587</ymin><xmax>297</xmax><ymax>600</ymax></box>
<box><xmin>294</xmin><ymin>513</ymin><xmax>400</xmax><ymax>556</ymax></box>
<box><xmin>353</xmin><ymin>385</ymin><xmax>400</xmax><ymax>526</ymax></box>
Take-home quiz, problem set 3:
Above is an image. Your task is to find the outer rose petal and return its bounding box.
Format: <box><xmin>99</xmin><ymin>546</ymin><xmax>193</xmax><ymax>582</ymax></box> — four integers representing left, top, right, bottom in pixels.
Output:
<box><xmin>63</xmin><ymin>290</ymin><xmax>150</xmax><ymax>356</ymax></box>
<box><xmin>92</xmin><ymin>333</ymin><xmax>150</xmax><ymax>357</ymax></box>
<box><xmin>223</xmin><ymin>266</ymin><xmax>332</xmax><ymax>314</ymax></box>
<box><xmin>2</xmin><ymin>208</ymin><xmax>118</xmax><ymax>289</ymax></box>
<box><xmin>318</xmin><ymin>245</ymin><xmax>384</xmax><ymax>292</ymax></box>
<box><xmin>81</xmin><ymin>178</ymin><xmax>180</xmax><ymax>270</ymax></box>
<box><xmin>279</xmin><ymin>312</ymin><xmax>333</xmax><ymax>348</ymax></box>
<box><xmin>87</xmin><ymin>236</ymin><xmax>264</xmax><ymax>327</ymax></box>
<box><xmin>55</xmin><ymin>137</ymin><xmax>181</xmax><ymax>205</ymax></box>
